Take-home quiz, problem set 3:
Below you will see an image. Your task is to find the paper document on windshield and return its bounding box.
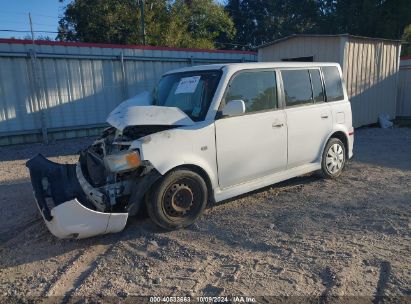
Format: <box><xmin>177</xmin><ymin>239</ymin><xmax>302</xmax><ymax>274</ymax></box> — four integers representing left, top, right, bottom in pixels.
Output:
<box><xmin>175</xmin><ymin>76</ymin><xmax>201</xmax><ymax>94</ymax></box>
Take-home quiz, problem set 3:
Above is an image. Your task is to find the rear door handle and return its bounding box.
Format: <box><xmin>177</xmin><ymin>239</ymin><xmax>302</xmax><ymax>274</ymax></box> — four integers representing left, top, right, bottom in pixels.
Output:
<box><xmin>272</xmin><ymin>122</ymin><xmax>284</xmax><ymax>128</ymax></box>
<box><xmin>321</xmin><ymin>114</ymin><xmax>329</xmax><ymax>119</ymax></box>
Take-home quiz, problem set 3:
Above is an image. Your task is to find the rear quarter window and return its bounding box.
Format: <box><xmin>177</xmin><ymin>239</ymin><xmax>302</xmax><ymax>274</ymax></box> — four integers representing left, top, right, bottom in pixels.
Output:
<box><xmin>323</xmin><ymin>66</ymin><xmax>344</xmax><ymax>102</ymax></box>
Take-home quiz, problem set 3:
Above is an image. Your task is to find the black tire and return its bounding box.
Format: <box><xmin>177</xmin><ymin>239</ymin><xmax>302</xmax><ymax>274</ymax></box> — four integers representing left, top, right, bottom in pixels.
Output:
<box><xmin>320</xmin><ymin>138</ymin><xmax>346</xmax><ymax>179</ymax></box>
<box><xmin>146</xmin><ymin>169</ymin><xmax>208</xmax><ymax>230</ymax></box>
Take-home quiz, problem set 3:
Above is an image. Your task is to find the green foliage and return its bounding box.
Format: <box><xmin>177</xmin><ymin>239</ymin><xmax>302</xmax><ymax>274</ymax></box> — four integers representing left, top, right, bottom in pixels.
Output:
<box><xmin>225</xmin><ymin>0</ymin><xmax>320</xmax><ymax>48</ymax></box>
<box><xmin>224</xmin><ymin>0</ymin><xmax>411</xmax><ymax>49</ymax></box>
<box><xmin>57</xmin><ymin>0</ymin><xmax>235</xmax><ymax>49</ymax></box>
<box><xmin>57</xmin><ymin>0</ymin><xmax>411</xmax><ymax>51</ymax></box>
<box><xmin>317</xmin><ymin>0</ymin><xmax>411</xmax><ymax>39</ymax></box>
<box><xmin>58</xmin><ymin>0</ymin><xmax>138</xmax><ymax>44</ymax></box>
<box><xmin>24</xmin><ymin>35</ymin><xmax>53</xmax><ymax>41</ymax></box>
<box><xmin>402</xmin><ymin>24</ymin><xmax>411</xmax><ymax>56</ymax></box>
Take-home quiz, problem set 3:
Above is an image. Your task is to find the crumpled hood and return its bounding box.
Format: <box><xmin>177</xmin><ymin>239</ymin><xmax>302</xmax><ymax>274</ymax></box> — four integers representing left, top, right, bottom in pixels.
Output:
<box><xmin>106</xmin><ymin>91</ymin><xmax>195</xmax><ymax>131</ymax></box>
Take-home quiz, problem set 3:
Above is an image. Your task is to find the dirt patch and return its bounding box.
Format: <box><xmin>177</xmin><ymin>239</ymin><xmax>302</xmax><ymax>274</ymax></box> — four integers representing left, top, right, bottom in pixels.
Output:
<box><xmin>0</xmin><ymin>128</ymin><xmax>410</xmax><ymax>302</ymax></box>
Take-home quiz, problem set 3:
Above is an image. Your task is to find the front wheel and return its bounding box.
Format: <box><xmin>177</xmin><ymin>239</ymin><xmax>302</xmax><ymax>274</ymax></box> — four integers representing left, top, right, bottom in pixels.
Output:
<box><xmin>320</xmin><ymin>138</ymin><xmax>346</xmax><ymax>178</ymax></box>
<box><xmin>146</xmin><ymin>169</ymin><xmax>208</xmax><ymax>230</ymax></box>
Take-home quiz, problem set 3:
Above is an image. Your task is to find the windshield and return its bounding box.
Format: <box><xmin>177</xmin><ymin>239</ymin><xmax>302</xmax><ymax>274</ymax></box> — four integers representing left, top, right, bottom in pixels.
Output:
<box><xmin>153</xmin><ymin>70</ymin><xmax>222</xmax><ymax>121</ymax></box>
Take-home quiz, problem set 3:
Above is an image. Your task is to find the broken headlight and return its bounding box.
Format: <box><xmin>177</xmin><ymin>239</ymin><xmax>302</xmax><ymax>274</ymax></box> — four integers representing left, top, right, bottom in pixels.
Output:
<box><xmin>104</xmin><ymin>150</ymin><xmax>141</xmax><ymax>173</ymax></box>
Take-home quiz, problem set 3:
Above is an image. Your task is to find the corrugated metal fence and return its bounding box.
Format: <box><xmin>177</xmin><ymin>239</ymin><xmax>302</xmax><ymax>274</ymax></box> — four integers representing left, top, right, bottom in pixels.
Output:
<box><xmin>342</xmin><ymin>37</ymin><xmax>401</xmax><ymax>127</ymax></box>
<box><xmin>0</xmin><ymin>39</ymin><xmax>257</xmax><ymax>145</ymax></box>
<box><xmin>397</xmin><ymin>58</ymin><xmax>411</xmax><ymax>117</ymax></box>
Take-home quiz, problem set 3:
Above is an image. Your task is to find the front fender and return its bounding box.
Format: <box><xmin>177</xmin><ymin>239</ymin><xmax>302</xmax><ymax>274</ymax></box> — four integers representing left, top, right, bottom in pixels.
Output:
<box><xmin>131</xmin><ymin>123</ymin><xmax>219</xmax><ymax>189</ymax></box>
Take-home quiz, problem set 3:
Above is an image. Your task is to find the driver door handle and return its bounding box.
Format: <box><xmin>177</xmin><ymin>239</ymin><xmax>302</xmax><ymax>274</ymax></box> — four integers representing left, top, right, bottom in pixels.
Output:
<box><xmin>321</xmin><ymin>114</ymin><xmax>329</xmax><ymax>119</ymax></box>
<box><xmin>272</xmin><ymin>122</ymin><xmax>284</xmax><ymax>128</ymax></box>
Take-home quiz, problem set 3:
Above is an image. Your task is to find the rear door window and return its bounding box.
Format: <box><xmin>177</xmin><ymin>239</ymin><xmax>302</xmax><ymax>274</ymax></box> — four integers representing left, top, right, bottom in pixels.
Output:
<box><xmin>322</xmin><ymin>66</ymin><xmax>344</xmax><ymax>102</ymax></box>
<box><xmin>281</xmin><ymin>70</ymin><xmax>313</xmax><ymax>107</ymax></box>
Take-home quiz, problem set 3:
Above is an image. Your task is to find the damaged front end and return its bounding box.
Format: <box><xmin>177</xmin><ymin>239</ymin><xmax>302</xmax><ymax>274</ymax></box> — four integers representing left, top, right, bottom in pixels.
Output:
<box><xmin>26</xmin><ymin>126</ymin><xmax>163</xmax><ymax>239</ymax></box>
<box><xmin>26</xmin><ymin>92</ymin><xmax>196</xmax><ymax>239</ymax></box>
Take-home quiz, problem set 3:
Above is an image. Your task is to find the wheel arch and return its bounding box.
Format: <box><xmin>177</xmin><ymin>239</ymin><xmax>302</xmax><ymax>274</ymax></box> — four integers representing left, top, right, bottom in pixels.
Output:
<box><xmin>328</xmin><ymin>131</ymin><xmax>349</xmax><ymax>159</ymax></box>
<box><xmin>163</xmin><ymin>164</ymin><xmax>215</xmax><ymax>204</ymax></box>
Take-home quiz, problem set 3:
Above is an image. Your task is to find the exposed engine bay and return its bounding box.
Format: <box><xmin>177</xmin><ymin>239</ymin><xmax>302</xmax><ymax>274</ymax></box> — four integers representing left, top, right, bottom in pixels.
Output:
<box><xmin>78</xmin><ymin>125</ymin><xmax>174</xmax><ymax>213</ymax></box>
<box><xmin>25</xmin><ymin>90</ymin><xmax>198</xmax><ymax>239</ymax></box>
<box><xmin>25</xmin><ymin>124</ymin><xmax>176</xmax><ymax>238</ymax></box>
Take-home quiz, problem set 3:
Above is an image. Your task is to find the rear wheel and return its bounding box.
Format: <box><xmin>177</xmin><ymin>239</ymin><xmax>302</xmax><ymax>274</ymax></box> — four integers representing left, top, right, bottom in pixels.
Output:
<box><xmin>146</xmin><ymin>169</ymin><xmax>208</xmax><ymax>230</ymax></box>
<box><xmin>320</xmin><ymin>138</ymin><xmax>346</xmax><ymax>178</ymax></box>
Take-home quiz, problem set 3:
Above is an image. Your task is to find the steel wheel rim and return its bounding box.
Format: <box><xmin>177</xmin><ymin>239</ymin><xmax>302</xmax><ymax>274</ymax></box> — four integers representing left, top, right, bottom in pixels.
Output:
<box><xmin>326</xmin><ymin>143</ymin><xmax>344</xmax><ymax>174</ymax></box>
<box><xmin>162</xmin><ymin>177</ymin><xmax>203</xmax><ymax>220</ymax></box>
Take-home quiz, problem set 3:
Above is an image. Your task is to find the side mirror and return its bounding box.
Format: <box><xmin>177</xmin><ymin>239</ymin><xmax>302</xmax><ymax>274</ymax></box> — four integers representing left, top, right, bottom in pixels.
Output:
<box><xmin>222</xmin><ymin>100</ymin><xmax>246</xmax><ymax>117</ymax></box>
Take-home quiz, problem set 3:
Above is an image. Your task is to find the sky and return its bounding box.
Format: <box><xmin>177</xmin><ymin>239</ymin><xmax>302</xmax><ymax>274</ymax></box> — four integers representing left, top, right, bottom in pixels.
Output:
<box><xmin>0</xmin><ymin>0</ymin><xmax>66</xmax><ymax>39</ymax></box>
<box><xmin>0</xmin><ymin>0</ymin><xmax>228</xmax><ymax>40</ymax></box>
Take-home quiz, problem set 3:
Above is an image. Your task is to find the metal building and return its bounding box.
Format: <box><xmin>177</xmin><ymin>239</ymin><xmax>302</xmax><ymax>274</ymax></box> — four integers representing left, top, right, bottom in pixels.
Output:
<box><xmin>0</xmin><ymin>39</ymin><xmax>257</xmax><ymax>145</ymax></box>
<box><xmin>397</xmin><ymin>57</ymin><xmax>411</xmax><ymax>118</ymax></box>
<box><xmin>258</xmin><ymin>34</ymin><xmax>402</xmax><ymax>127</ymax></box>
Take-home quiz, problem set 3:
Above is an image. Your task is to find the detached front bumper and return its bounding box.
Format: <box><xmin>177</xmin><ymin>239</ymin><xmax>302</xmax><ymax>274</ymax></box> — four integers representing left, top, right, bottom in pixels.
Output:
<box><xmin>26</xmin><ymin>154</ymin><xmax>128</xmax><ymax>239</ymax></box>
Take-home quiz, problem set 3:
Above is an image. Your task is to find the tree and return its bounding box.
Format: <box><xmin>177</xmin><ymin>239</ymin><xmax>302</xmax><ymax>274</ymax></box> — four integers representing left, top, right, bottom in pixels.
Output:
<box><xmin>402</xmin><ymin>24</ymin><xmax>411</xmax><ymax>56</ymax></box>
<box><xmin>317</xmin><ymin>0</ymin><xmax>411</xmax><ymax>40</ymax></box>
<box><xmin>57</xmin><ymin>0</ymin><xmax>235</xmax><ymax>49</ymax></box>
<box><xmin>169</xmin><ymin>0</ymin><xmax>236</xmax><ymax>49</ymax></box>
<box><xmin>223</xmin><ymin>0</ymin><xmax>411</xmax><ymax>49</ymax></box>
<box><xmin>224</xmin><ymin>0</ymin><xmax>320</xmax><ymax>49</ymax></box>
<box><xmin>24</xmin><ymin>34</ymin><xmax>53</xmax><ymax>41</ymax></box>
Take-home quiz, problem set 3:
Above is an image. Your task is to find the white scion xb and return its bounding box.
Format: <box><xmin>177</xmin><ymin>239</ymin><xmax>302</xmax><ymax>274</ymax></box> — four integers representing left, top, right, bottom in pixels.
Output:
<box><xmin>26</xmin><ymin>62</ymin><xmax>354</xmax><ymax>238</ymax></box>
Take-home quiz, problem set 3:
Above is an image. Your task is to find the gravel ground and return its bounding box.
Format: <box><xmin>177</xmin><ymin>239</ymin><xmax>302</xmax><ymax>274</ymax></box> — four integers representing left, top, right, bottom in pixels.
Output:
<box><xmin>0</xmin><ymin>128</ymin><xmax>410</xmax><ymax>303</ymax></box>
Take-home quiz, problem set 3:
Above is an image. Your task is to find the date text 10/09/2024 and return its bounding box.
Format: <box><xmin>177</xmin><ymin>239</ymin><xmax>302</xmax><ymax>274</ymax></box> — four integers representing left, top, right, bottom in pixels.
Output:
<box><xmin>149</xmin><ymin>296</ymin><xmax>257</xmax><ymax>303</ymax></box>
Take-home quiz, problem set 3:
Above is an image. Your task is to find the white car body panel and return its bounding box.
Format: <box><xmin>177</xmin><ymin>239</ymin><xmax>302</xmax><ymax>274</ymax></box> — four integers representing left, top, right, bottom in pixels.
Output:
<box><xmin>131</xmin><ymin>122</ymin><xmax>219</xmax><ymax>189</ymax></box>
<box><xmin>39</xmin><ymin>199</ymin><xmax>128</xmax><ymax>239</ymax></box>
<box><xmin>214</xmin><ymin>163</ymin><xmax>321</xmax><ymax>202</ymax></box>
<box><xmin>285</xmin><ymin>102</ymin><xmax>333</xmax><ymax>168</ymax></box>
<box><xmin>109</xmin><ymin>91</ymin><xmax>152</xmax><ymax>111</ymax></box>
<box><xmin>328</xmin><ymin>99</ymin><xmax>354</xmax><ymax>159</ymax></box>
<box><xmin>215</xmin><ymin>110</ymin><xmax>287</xmax><ymax>188</ymax></box>
<box><xmin>107</xmin><ymin>90</ymin><xmax>195</xmax><ymax>131</ymax></box>
<box><xmin>107</xmin><ymin>105</ymin><xmax>194</xmax><ymax>131</ymax></box>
